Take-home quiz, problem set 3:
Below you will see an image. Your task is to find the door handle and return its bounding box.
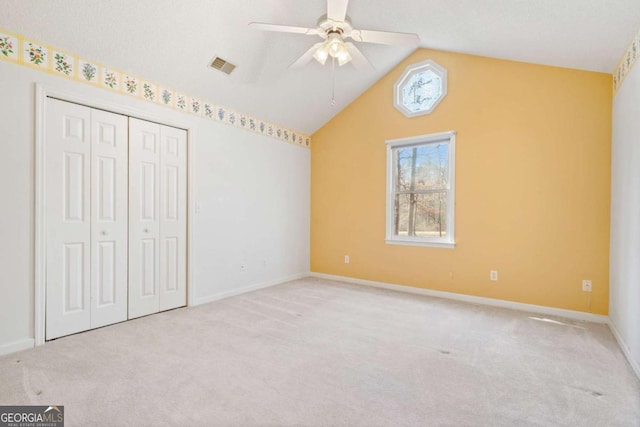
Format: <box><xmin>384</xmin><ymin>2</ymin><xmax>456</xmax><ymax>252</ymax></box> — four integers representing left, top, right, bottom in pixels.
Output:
<box><xmin>144</xmin><ymin>228</ymin><xmax>150</xmax><ymax>233</ymax></box>
<box><xmin>101</xmin><ymin>230</ymin><xmax>108</xmax><ymax>236</ymax></box>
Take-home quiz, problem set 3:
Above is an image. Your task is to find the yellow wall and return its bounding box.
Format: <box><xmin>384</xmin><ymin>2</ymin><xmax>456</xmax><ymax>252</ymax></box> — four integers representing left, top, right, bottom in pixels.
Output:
<box><xmin>311</xmin><ymin>49</ymin><xmax>612</xmax><ymax>314</ymax></box>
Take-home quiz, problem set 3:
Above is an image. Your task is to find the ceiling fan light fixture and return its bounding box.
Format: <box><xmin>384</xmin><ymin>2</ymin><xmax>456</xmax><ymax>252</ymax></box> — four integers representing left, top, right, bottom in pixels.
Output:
<box><xmin>313</xmin><ymin>43</ymin><xmax>330</xmax><ymax>64</ymax></box>
<box><xmin>337</xmin><ymin>49</ymin><xmax>352</xmax><ymax>66</ymax></box>
<box><xmin>327</xmin><ymin>33</ymin><xmax>344</xmax><ymax>58</ymax></box>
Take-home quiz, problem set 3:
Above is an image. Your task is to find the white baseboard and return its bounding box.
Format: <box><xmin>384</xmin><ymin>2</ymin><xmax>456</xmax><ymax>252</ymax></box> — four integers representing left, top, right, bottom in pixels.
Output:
<box><xmin>0</xmin><ymin>338</ymin><xmax>35</xmax><ymax>356</ymax></box>
<box><xmin>608</xmin><ymin>320</ymin><xmax>640</xmax><ymax>380</ymax></box>
<box><xmin>310</xmin><ymin>272</ymin><xmax>609</xmax><ymax>324</ymax></box>
<box><xmin>193</xmin><ymin>272</ymin><xmax>309</xmax><ymax>306</ymax></box>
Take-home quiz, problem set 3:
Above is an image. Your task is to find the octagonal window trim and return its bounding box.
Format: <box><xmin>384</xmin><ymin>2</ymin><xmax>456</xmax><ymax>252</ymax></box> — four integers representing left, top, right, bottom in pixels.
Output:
<box><xmin>394</xmin><ymin>59</ymin><xmax>448</xmax><ymax>118</ymax></box>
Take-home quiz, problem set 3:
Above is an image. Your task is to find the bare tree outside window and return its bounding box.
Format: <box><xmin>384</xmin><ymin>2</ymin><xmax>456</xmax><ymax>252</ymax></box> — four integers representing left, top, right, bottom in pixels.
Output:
<box><xmin>393</xmin><ymin>143</ymin><xmax>450</xmax><ymax>238</ymax></box>
<box><xmin>386</xmin><ymin>131</ymin><xmax>455</xmax><ymax>247</ymax></box>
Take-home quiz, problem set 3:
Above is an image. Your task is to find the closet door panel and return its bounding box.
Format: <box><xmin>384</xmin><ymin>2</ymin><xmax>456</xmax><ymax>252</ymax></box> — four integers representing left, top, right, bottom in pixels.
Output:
<box><xmin>159</xmin><ymin>126</ymin><xmax>187</xmax><ymax>311</ymax></box>
<box><xmin>45</xmin><ymin>99</ymin><xmax>92</xmax><ymax>340</ymax></box>
<box><xmin>128</xmin><ymin>118</ymin><xmax>161</xmax><ymax>319</ymax></box>
<box><xmin>90</xmin><ymin>109</ymin><xmax>128</xmax><ymax>328</ymax></box>
<box><xmin>46</xmin><ymin>102</ymin><xmax>188</xmax><ymax>338</ymax></box>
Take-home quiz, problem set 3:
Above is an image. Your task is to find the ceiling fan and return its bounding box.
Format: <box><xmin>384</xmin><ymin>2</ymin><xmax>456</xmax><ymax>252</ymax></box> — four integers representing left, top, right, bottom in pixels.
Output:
<box><xmin>249</xmin><ymin>0</ymin><xmax>420</xmax><ymax>70</ymax></box>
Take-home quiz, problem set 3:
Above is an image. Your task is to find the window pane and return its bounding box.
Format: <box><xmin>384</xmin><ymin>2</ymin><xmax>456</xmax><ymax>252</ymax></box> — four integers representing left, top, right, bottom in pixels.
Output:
<box><xmin>394</xmin><ymin>192</ymin><xmax>448</xmax><ymax>238</ymax></box>
<box><xmin>396</xmin><ymin>144</ymin><xmax>449</xmax><ymax>191</ymax></box>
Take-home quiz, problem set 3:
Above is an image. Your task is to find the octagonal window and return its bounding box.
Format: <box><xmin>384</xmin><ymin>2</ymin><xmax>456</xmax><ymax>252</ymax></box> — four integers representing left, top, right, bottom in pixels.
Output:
<box><xmin>394</xmin><ymin>60</ymin><xmax>447</xmax><ymax>117</ymax></box>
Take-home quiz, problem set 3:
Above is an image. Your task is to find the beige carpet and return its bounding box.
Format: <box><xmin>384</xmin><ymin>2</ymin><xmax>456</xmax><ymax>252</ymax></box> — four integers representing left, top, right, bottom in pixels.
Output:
<box><xmin>0</xmin><ymin>277</ymin><xmax>639</xmax><ymax>426</ymax></box>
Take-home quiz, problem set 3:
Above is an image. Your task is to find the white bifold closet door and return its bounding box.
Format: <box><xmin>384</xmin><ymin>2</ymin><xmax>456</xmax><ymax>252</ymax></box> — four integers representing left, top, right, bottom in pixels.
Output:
<box><xmin>128</xmin><ymin>118</ymin><xmax>187</xmax><ymax>319</ymax></box>
<box><xmin>46</xmin><ymin>99</ymin><xmax>128</xmax><ymax>340</ymax></box>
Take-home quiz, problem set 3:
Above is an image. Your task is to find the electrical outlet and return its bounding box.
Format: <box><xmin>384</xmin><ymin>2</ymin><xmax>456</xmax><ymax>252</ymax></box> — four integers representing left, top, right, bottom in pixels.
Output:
<box><xmin>344</xmin><ymin>255</ymin><xmax>350</xmax><ymax>264</ymax></box>
<box><xmin>582</xmin><ymin>280</ymin><xmax>592</xmax><ymax>292</ymax></box>
<box><xmin>490</xmin><ymin>270</ymin><xmax>498</xmax><ymax>281</ymax></box>
<box><xmin>195</xmin><ymin>203</ymin><xmax>201</xmax><ymax>213</ymax></box>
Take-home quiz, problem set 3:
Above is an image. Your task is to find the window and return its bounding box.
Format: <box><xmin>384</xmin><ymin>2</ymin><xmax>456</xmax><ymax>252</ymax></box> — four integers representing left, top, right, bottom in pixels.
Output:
<box><xmin>385</xmin><ymin>131</ymin><xmax>455</xmax><ymax>248</ymax></box>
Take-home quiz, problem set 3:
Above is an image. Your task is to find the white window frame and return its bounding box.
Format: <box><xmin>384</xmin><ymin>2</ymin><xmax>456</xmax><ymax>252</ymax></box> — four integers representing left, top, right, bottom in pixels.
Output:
<box><xmin>385</xmin><ymin>131</ymin><xmax>456</xmax><ymax>249</ymax></box>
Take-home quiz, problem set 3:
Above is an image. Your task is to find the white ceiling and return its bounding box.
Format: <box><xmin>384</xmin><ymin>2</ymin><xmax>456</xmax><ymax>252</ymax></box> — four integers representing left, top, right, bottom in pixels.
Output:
<box><xmin>2</xmin><ymin>0</ymin><xmax>639</xmax><ymax>134</ymax></box>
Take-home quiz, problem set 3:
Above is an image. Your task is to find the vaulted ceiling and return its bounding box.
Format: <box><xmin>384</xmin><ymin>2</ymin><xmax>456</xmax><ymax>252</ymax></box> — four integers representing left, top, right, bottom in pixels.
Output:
<box><xmin>2</xmin><ymin>0</ymin><xmax>639</xmax><ymax>134</ymax></box>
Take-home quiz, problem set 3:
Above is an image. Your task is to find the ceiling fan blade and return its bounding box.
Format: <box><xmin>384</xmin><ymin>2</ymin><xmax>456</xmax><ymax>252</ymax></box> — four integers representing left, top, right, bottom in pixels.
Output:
<box><xmin>327</xmin><ymin>0</ymin><xmax>349</xmax><ymax>22</ymax></box>
<box><xmin>350</xmin><ymin>29</ymin><xmax>419</xmax><ymax>46</ymax></box>
<box><xmin>249</xmin><ymin>22</ymin><xmax>319</xmax><ymax>36</ymax></box>
<box><xmin>290</xmin><ymin>43</ymin><xmax>324</xmax><ymax>69</ymax></box>
<box><xmin>345</xmin><ymin>43</ymin><xmax>373</xmax><ymax>71</ymax></box>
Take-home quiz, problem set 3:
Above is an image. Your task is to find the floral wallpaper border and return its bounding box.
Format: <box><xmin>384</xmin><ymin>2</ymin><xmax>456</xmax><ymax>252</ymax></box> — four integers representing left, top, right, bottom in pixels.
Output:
<box><xmin>0</xmin><ymin>29</ymin><xmax>311</xmax><ymax>148</ymax></box>
<box><xmin>614</xmin><ymin>27</ymin><xmax>640</xmax><ymax>94</ymax></box>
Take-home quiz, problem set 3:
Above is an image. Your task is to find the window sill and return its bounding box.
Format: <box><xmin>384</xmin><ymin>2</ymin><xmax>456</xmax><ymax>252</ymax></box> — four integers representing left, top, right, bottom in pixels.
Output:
<box><xmin>385</xmin><ymin>239</ymin><xmax>456</xmax><ymax>249</ymax></box>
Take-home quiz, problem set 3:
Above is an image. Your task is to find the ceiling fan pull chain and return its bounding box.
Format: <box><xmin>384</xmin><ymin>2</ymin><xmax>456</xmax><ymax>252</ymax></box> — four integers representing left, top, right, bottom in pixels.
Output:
<box><xmin>332</xmin><ymin>57</ymin><xmax>337</xmax><ymax>106</ymax></box>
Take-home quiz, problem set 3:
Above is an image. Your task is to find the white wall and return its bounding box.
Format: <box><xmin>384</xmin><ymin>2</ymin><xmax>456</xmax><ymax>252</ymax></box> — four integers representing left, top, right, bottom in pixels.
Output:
<box><xmin>0</xmin><ymin>60</ymin><xmax>310</xmax><ymax>354</ymax></box>
<box><xmin>610</xmin><ymin>61</ymin><xmax>640</xmax><ymax>377</ymax></box>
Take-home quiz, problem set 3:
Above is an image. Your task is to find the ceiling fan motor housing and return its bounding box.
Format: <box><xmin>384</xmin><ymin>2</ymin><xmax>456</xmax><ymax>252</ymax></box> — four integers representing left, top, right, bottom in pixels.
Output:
<box><xmin>317</xmin><ymin>14</ymin><xmax>353</xmax><ymax>39</ymax></box>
